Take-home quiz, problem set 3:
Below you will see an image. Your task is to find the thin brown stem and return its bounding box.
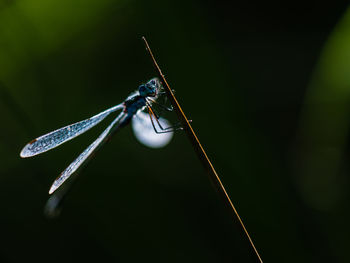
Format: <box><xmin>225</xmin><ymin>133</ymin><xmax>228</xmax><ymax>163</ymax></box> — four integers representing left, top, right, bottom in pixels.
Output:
<box><xmin>142</xmin><ymin>36</ymin><xmax>263</xmax><ymax>263</ymax></box>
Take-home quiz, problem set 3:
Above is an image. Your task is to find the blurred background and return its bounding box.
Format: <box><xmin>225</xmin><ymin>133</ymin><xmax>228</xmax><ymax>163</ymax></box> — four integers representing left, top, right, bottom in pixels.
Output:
<box><xmin>0</xmin><ymin>0</ymin><xmax>349</xmax><ymax>262</ymax></box>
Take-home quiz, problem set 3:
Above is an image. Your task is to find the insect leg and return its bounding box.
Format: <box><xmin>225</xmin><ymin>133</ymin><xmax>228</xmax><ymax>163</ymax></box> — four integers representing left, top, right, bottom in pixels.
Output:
<box><xmin>147</xmin><ymin>105</ymin><xmax>182</xmax><ymax>134</ymax></box>
<box><xmin>147</xmin><ymin>98</ymin><xmax>173</xmax><ymax>112</ymax></box>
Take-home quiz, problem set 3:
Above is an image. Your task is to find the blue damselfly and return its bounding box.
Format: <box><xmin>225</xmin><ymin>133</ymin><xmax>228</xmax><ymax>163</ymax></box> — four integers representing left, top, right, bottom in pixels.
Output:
<box><xmin>20</xmin><ymin>78</ymin><xmax>176</xmax><ymax>194</ymax></box>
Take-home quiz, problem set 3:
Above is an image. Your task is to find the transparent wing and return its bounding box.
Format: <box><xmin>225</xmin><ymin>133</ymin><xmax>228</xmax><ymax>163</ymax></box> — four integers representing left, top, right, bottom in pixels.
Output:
<box><xmin>44</xmin><ymin>165</ymin><xmax>79</xmax><ymax>218</ymax></box>
<box><xmin>49</xmin><ymin>112</ymin><xmax>127</xmax><ymax>194</ymax></box>
<box><xmin>20</xmin><ymin>103</ymin><xmax>124</xmax><ymax>158</ymax></box>
<box><xmin>132</xmin><ymin>111</ymin><xmax>173</xmax><ymax>148</ymax></box>
<box><xmin>44</xmin><ymin>182</ymin><xmax>70</xmax><ymax>218</ymax></box>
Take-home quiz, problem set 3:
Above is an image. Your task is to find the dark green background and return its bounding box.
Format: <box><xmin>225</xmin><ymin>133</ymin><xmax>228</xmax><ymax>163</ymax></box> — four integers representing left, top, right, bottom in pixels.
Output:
<box><xmin>0</xmin><ymin>0</ymin><xmax>349</xmax><ymax>262</ymax></box>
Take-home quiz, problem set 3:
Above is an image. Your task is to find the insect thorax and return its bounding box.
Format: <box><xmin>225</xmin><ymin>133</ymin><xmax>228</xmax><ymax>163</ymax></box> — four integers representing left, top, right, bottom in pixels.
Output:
<box><xmin>124</xmin><ymin>95</ymin><xmax>146</xmax><ymax>115</ymax></box>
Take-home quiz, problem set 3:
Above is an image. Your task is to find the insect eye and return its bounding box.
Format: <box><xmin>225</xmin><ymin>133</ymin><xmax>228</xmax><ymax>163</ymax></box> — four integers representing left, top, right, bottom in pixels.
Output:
<box><xmin>139</xmin><ymin>85</ymin><xmax>146</xmax><ymax>92</ymax></box>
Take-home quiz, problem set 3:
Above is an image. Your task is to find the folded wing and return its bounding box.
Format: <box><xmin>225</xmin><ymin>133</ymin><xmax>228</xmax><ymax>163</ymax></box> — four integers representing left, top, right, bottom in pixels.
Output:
<box><xmin>20</xmin><ymin>104</ymin><xmax>123</xmax><ymax>158</ymax></box>
<box><xmin>49</xmin><ymin>112</ymin><xmax>127</xmax><ymax>194</ymax></box>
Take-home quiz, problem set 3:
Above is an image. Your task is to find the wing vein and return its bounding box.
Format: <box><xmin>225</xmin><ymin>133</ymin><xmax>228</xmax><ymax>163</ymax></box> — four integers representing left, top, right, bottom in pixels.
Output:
<box><xmin>20</xmin><ymin>104</ymin><xmax>123</xmax><ymax>158</ymax></box>
<box><xmin>49</xmin><ymin>112</ymin><xmax>127</xmax><ymax>194</ymax></box>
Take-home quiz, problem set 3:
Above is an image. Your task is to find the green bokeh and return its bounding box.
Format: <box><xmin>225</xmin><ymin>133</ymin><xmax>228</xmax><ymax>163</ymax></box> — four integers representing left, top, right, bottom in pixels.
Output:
<box><xmin>0</xmin><ymin>1</ymin><xmax>349</xmax><ymax>262</ymax></box>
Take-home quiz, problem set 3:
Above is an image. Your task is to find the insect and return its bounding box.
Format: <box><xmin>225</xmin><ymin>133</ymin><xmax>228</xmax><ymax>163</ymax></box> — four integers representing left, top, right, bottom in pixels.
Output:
<box><xmin>20</xmin><ymin>78</ymin><xmax>177</xmax><ymax>195</ymax></box>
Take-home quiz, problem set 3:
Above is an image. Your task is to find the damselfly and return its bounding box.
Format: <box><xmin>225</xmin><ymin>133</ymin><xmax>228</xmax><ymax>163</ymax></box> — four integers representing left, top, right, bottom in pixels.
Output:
<box><xmin>20</xmin><ymin>78</ymin><xmax>177</xmax><ymax>194</ymax></box>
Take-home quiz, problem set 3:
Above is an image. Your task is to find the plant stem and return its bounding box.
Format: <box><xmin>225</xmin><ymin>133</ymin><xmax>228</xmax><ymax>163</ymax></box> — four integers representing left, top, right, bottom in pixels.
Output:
<box><xmin>142</xmin><ymin>36</ymin><xmax>263</xmax><ymax>263</ymax></box>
